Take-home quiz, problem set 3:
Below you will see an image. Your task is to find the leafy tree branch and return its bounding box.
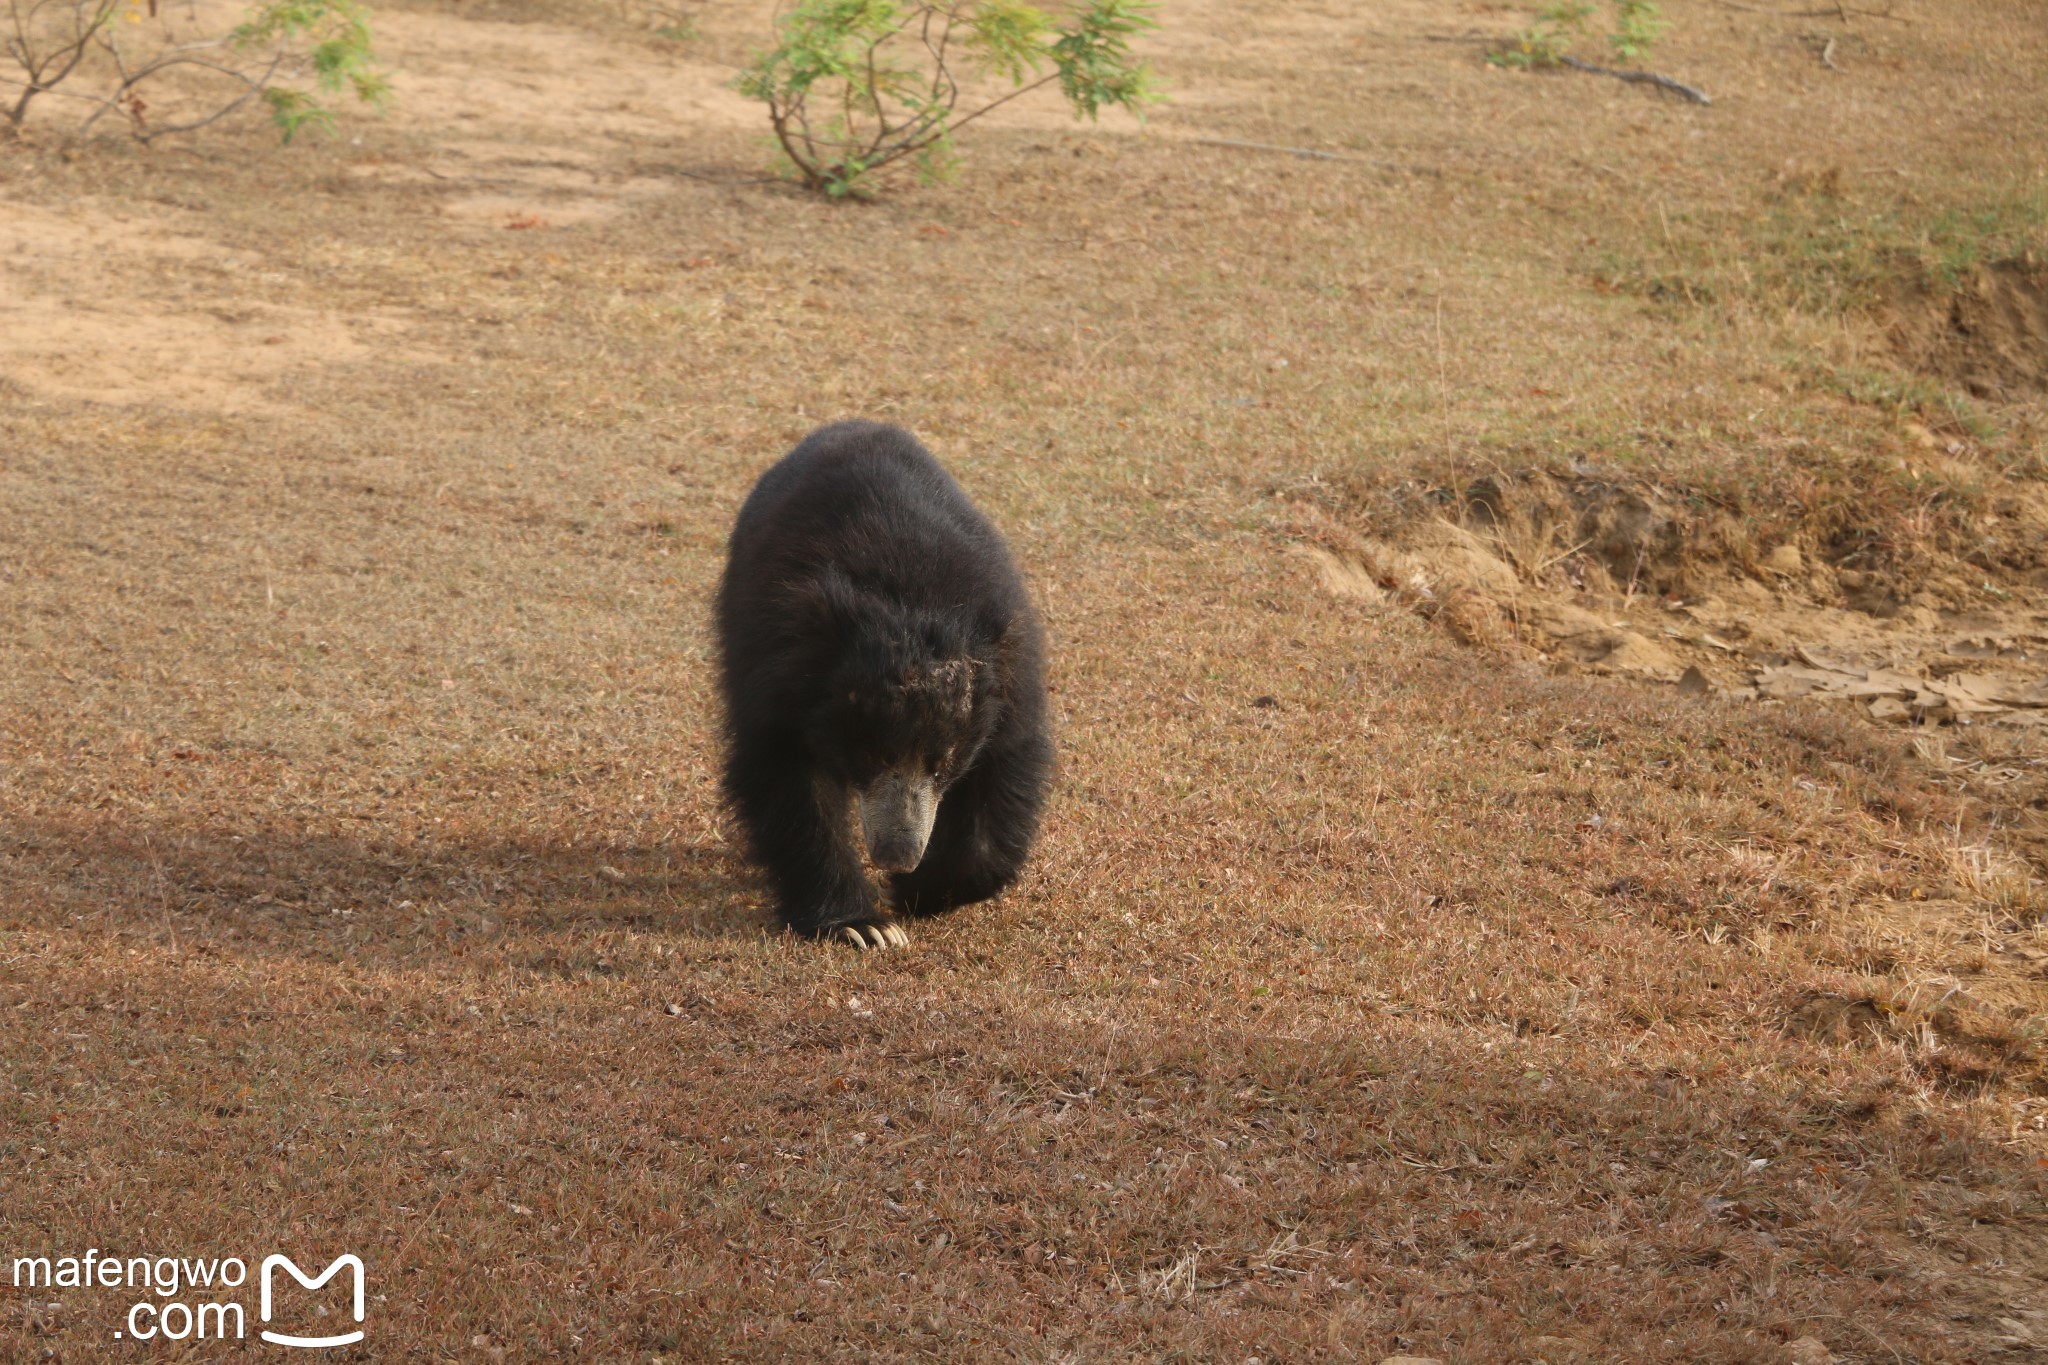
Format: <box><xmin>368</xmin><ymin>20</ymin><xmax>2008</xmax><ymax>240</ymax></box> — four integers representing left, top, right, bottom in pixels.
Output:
<box><xmin>737</xmin><ymin>0</ymin><xmax>1158</xmax><ymax>198</ymax></box>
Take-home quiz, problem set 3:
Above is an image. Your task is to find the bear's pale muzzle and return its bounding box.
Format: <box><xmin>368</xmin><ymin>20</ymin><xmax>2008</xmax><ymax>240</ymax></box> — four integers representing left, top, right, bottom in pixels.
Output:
<box><xmin>857</xmin><ymin>767</ymin><xmax>938</xmax><ymax>872</ymax></box>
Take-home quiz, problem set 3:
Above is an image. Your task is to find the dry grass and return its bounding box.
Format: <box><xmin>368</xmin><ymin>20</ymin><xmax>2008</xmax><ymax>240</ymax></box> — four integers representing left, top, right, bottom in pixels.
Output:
<box><xmin>4</xmin><ymin>0</ymin><xmax>2048</xmax><ymax>1359</ymax></box>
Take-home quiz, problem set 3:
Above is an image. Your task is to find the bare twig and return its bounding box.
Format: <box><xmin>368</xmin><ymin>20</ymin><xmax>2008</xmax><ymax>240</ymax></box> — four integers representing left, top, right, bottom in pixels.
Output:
<box><xmin>1557</xmin><ymin>54</ymin><xmax>1712</xmax><ymax>104</ymax></box>
<box><xmin>1711</xmin><ymin>0</ymin><xmax>1909</xmax><ymax>20</ymax></box>
<box><xmin>1</xmin><ymin>0</ymin><xmax>117</xmax><ymax>133</ymax></box>
<box><xmin>937</xmin><ymin>68</ymin><xmax>1062</xmax><ymax>137</ymax></box>
<box><xmin>6</xmin><ymin>0</ymin><xmax>369</xmax><ymax>142</ymax></box>
<box><xmin>1530</xmin><ymin>539</ymin><xmax>1594</xmax><ymax>577</ymax></box>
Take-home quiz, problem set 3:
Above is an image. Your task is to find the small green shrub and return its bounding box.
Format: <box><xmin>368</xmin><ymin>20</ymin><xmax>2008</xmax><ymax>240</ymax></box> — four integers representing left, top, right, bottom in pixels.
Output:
<box><xmin>1</xmin><ymin>0</ymin><xmax>385</xmax><ymax>143</ymax></box>
<box><xmin>737</xmin><ymin>0</ymin><xmax>1158</xmax><ymax>198</ymax></box>
<box><xmin>1491</xmin><ymin>0</ymin><xmax>1667</xmax><ymax>69</ymax></box>
<box><xmin>1607</xmin><ymin>0</ymin><xmax>1667</xmax><ymax>60</ymax></box>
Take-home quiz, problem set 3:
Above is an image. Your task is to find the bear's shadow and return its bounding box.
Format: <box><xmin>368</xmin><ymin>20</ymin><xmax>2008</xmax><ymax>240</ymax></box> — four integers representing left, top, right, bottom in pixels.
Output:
<box><xmin>4</xmin><ymin>812</ymin><xmax>770</xmax><ymax>973</ymax></box>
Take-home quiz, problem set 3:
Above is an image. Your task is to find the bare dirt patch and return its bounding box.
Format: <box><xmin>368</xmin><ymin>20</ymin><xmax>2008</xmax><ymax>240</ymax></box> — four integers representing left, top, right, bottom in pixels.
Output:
<box><xmin>0</xmin><ymin>199</ymin><xmax>425</xmax><ymax>412</ymax></box>
<box><xmin>1889</xmin><ymin>257</ymin><xmax>2048</xmax><ymax>401</ymax></box>
<box><xmin>1297</xmin><ymin>465</ymin><xmax>2048</xmax><ymax>731</ymax></box>
<box><xmin>370</xmin><ymin>6</ymin><xmax>763</xmax><ymax>230</ymax></box>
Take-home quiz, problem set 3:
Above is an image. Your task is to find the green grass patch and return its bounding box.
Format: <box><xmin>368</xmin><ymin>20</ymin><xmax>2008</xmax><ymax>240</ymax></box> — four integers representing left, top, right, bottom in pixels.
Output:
<box><xmin>1593</xmin><ymin>178</ymin><xmax>2048</xmax><ymax>317</ymax></box>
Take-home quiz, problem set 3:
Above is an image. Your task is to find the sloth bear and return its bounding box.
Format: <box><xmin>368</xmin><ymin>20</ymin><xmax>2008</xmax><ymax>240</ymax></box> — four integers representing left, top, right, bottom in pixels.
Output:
<box><xmin>715</xmin><ymin>421</ymin><xmax>1054</xmax><ymax>949</ymax></box>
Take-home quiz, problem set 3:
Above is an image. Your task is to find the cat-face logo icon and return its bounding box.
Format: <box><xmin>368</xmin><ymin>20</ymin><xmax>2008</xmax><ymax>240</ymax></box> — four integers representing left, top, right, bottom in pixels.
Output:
<box><xmin>258</xmin><ymin>1254</ymin><xmax>365</xmax><ymax>1348</ymax></box>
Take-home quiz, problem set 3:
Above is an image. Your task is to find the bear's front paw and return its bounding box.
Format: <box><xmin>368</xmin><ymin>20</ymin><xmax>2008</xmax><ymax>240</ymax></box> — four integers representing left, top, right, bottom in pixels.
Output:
<box><xmin>832</xmin><ymin>920</ymin><xmax>910</xmax><ymax>950</ymax></box>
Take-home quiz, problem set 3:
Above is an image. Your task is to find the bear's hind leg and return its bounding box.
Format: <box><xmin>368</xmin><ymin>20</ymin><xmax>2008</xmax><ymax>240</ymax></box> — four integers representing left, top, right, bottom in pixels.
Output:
<box><xmin>889</xmin><ymin>733</ymin><xmax>1052</xmax><ymax>918</ymax></box>
<box><xmin>725</xmin><ymin>738</ymin><xmax>908</xmax><ymax>949</ymax></box>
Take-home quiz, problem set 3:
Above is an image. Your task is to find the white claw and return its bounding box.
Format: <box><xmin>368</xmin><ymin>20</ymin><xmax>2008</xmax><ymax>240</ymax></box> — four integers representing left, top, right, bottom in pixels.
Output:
<box><xmin>833</xmin><ymin>922</ymin><xmax>909</xmax><ymax>950</ymax></box>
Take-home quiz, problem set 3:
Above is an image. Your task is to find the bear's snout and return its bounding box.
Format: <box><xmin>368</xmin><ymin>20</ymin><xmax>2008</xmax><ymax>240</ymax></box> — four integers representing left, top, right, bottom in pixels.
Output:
<box><xmin>858</xmin><ymin>768</ymin><xmax>938</xmax><ymax>872</ymax></box>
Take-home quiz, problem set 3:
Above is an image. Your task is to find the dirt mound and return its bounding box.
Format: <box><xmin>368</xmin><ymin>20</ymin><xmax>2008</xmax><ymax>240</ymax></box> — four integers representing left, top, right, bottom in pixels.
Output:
<box><xmin>1888</xmin><ymin>257</ymin><xmax>2048</xmax><ymax>400</ymax></box>
<box><xmin>1294</xmin><ymin>466</ymin><xmax>2048</xmax><ymax>732</ymax></box>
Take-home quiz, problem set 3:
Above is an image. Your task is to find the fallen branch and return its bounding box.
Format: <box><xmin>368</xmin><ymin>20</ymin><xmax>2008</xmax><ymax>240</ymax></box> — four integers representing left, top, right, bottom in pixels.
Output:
<box><xmin>1558</xmin><ymin>55</ymin><xmax>1712</xmax><ymax>104</ymax></box>
<box><xmin>1712</xmin><ymin>1</ymin><xmax>1909</xmax><ymax>21</ymax></box>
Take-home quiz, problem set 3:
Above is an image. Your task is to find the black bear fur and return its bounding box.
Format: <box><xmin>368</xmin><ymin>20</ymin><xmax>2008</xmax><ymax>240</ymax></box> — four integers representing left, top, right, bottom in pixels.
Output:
<box><xmin>714</xmin><ymin>421</ymin><xmax>1054</xmax><ymax>944</ymax></box>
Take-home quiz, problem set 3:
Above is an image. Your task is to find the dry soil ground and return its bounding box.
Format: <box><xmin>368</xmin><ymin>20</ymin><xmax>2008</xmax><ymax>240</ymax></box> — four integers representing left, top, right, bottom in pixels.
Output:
<box><xmin>3</xmin><ymin>0</ymin><xmax>2047</xmax><ymax>1360</ymax></box>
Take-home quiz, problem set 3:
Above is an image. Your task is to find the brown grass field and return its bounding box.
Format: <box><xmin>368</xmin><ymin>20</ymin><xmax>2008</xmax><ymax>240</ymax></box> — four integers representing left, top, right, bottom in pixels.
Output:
<box><xmin>4</xmin><ymin>0</ymin><xmax>2048</xmax><ymax>1358</ymax></box>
